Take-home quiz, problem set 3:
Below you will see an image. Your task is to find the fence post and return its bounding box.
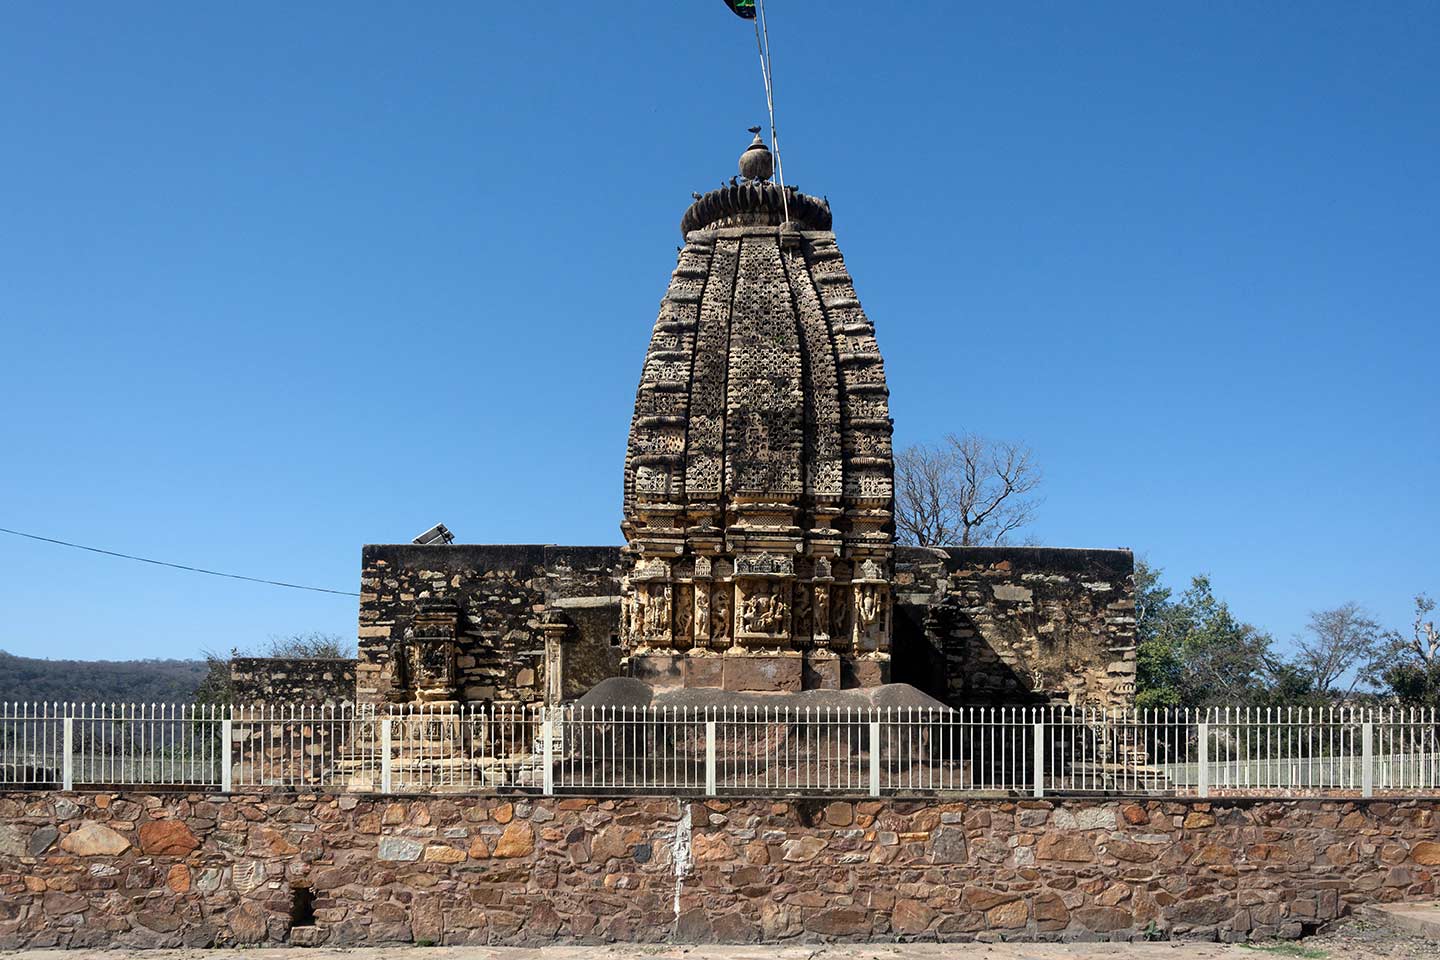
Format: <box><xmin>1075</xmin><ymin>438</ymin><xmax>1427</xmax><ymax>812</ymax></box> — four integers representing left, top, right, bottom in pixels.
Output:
<box><xmin>62</xmin><ymin>716</ymin><xmax>74</xmax><ymax>792</ymax></box>
<box><xmin>704</xmin><ymin>719</ymin><xmax>717</xmax><ymax>797</ymax></box>
<box><xmin>1197</xmin><ymin>721</ymin><xmax>1210</xmax><ymax>799</ymax></box>
<box><xmin>380</xmin><ymin>719</ymin><xmax>393</xmax><ymax>795</ymax></box>
<box><xmin>1362</xmin><ymin>719</ymin><xmax>1374</xmax><ymax>799</ymax></box>
<box><xmin>868</xmin><ymin>719</ymin><xmax>882</xmax><ymax>797</ymax></box>
<box><xmin>1033</xmin><ymin>720</ymin><xmax>1045</xmax><ymax>798</ymax></box>
<box><xmin>220</xmin><ymin>717</ymin><xmax>233</xmax><ymax>793</ymax></box>
<box><xmin>541</xmin><ymin>711</ymin><xmax>555</xmax><ymax>796</ymax></box>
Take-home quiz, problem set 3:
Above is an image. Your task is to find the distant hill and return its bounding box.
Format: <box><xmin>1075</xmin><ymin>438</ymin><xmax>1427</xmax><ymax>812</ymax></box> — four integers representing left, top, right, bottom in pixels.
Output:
<box><xmin>0</xmin><ymin>650</ymin><xmax>209</xmax><ymax>704</ymax></box>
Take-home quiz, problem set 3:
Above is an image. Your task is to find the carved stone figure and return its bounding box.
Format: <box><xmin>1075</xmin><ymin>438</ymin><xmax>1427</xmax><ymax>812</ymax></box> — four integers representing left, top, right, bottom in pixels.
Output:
<box><xmin>674</xmin><ymin>584</ymin><xmax>693</xmax><ymax>646</ymax></box>
<box><xmin>812</xmin><ymin>583</ymin><xmax>832</xmax><ymax>646</ymax></box>
<box><xmin>694</xmin><ymin>584</ymin><xmax>711</xmax><ymax>646</ymax></box>
<box><xmin>711</xmin><ymin>584</ymin><xmax>732</xmax><ymax>646</ymax></box>
<box><xmin>793</xmin><ymin>583</ymin><xmax>813</xmax><ymax>642</ymax></box>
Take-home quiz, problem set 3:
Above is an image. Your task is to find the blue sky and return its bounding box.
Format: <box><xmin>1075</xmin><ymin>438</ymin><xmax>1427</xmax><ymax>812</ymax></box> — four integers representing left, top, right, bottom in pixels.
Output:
<box><xmin>1</xmin><ymin>2</ymin><xmax>1436</xmax><ymax>663</ymax></box>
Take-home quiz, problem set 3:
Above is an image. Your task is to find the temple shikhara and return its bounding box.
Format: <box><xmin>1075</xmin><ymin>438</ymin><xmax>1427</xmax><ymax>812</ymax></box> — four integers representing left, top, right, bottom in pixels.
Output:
<box><xmin>622</xmin><ymin>135</ymin><xmax>895</xmax><ymax>693</ymax></box>
<box><xmin>342</xmin><ymin>136</ymin><xmax>1137</xmax><ymax>714</ymax></box>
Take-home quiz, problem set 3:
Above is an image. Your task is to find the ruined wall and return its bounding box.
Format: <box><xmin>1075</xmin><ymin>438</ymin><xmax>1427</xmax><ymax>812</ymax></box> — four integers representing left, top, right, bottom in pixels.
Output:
<box><xmin>357</xmin><ymin>545</ymin><xmax>626</xmax><ymax>705</ymax></box>
<box><xmin>1</xmin><ymin>790</ymin><xmax>1436</xmax><ymax>949</ymax></box>
<box><xmin>892</xmin><ymin>547</ymin><xmax>1136</xmax><ymax>709</ymax></box>
<box><xmin>229</xmin><ymin>658</ymin><xmax>357</xmax><ymax>706</ymax></box>
<box><xmin>359</xmin><ymin>544</ymin><xmax>1133</xmax><ymax>709</ymax></box>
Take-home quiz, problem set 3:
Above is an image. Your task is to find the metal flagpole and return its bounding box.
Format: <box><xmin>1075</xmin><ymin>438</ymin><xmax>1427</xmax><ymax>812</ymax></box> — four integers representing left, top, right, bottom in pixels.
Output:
<box><xmin>753</xmin><ymin>0</ymin><xmax>789</xmax><ymax>223</ymax></box>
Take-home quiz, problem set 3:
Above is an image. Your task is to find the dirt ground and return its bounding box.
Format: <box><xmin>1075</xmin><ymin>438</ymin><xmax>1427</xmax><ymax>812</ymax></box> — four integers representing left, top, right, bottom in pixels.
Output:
<box><xmin>3</xmin><ymin>919</ymin><xmax>1437</xmax><ymax>960</ymax></box>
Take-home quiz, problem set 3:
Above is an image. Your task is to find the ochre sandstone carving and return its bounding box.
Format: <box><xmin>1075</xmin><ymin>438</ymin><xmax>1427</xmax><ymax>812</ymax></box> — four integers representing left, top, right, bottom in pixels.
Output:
<box><xmin>621</xmin><ymin>138</ymin><xmax>895</xmax><ymax>690</ymax></box>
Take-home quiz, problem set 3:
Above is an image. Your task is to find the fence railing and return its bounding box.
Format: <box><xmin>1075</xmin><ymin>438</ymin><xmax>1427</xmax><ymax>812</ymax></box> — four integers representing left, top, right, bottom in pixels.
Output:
<box><xmin>2</xmin><ymin>702</ymin><xmax>1437</xmax><ymax>798</ymax></box>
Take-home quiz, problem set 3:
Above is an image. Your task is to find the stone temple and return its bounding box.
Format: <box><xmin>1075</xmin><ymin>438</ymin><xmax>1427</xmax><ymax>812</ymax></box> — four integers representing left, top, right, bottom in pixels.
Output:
<box><xmin>342</xmin><ymin>136</ymin><xmax>1138</xmax><ymax>713</ymax></box>
<box><xmin>622</xmin><ymin>136</ymin><xmax>895</xmax><ymax>694</ymax></box>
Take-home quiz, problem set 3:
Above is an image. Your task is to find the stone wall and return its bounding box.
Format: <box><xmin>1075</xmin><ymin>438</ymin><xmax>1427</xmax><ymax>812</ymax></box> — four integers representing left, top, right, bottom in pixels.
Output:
<box><xmin>893</xmin><ymin>547</ymin><xmax>1136</xmax><ymax>709</ymax></box>
<box><xmin>1</xmin><ymin>790</ymin><xmax>1435</xmax><ymax>949</ymax></box>
<box><xmin>229</xmin><ymin>658</ymin><xmax>357</xmax><ymax>706</ymax></box>
<box><xmin>359</xmin><ymin>544</ymin><xmax>1134</xmax><ymax>710</ymax></box>
<box><xmin>358</xmin><ymin>545</ymin><xmax>626</xmax><ymax>705</ymax></box>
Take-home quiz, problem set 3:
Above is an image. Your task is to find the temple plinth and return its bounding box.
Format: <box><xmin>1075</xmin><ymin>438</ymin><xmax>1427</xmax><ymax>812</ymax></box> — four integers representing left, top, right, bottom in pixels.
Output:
<box><xmin>620</xmin><ymin>137</ymin><xmax>895</xmax><ymax>691</ymax></box>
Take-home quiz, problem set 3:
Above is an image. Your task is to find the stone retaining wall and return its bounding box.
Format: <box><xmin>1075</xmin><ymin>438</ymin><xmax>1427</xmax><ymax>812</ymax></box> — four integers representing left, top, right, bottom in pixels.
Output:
<box><xmin>2</xmin><ymin>791</ymin><xmax>1437</xmax><ymax>949</ymax></box>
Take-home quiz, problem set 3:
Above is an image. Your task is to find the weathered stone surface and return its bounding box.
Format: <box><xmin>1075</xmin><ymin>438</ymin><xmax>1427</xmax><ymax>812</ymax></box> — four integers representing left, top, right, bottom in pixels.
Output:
<box><xmin>805</xmin><ymin>907</ymin><xmax>871</xmax><ymax>936</ymax></box>
<box><xmin>988</xmin><ymin>900</ymin><xmax>1029</xmax><ymax>929</ymax></box>
<box><xmin>229</xmin><ymin>904</ymin><xmax>270</xmax><ymax>944</ymax></box>
<box><xmin>1034</xmin><ymin>892</ymin><xmax>1070</xmax><ymax>931</ymax></box>
<box><xmin>166</xmin><ymin>864</ymin><xmax>191</xmax><ymax>893</ymax></box>
<box><xmin>1121</xmin><ymin>803</ymin><xmax>1150</xmax><ymax>825</ymax></box>
<box><xmin>1106</xmin><ymin>838</ymin><xmax>1161</xmax><ymax>862</ymax></box>
<box><xmin>139</xmin><ymin>820</ymin><xmax>199</xmax><ymax>855</ymax></box>
<box><xmin>28</xmin><ymin>825</ymin><xmax>59</xmax><ymax>856</ymax></box>
<box><xmin>1037</xmin><ymin>833</ymin><xmax>1093</xmax><ymax>862</ymax></box>
<box><xmin>892</xmin><ymin>899</ymin><xmax>935</xmax><ymax>934</ymax></box>
<box><xmin>59</xmin><ymin>821</ymin><xmax>131</xmax><ymax>856</ymax></box>
<box><xmin>1075</xmin><ymin>905</ymin><xmax>1134</xmax><ymax>933</ymax></box>
<box><xmin>930</xmin><ymin>826</ymin><xmax>968</xmax><ymax>864</ymax></box>
<box><xmin>0</xmin><ymin>791</ymin><xmax>1435</xmax><ymax>950</ymax></box>
<box><xmin>423</xmin><ymin>844</ymin><xmax>466</xmax><ymax>864</ymax></box>
<box><xmin>377</xmin><ymin>837</ymin><xmax>423</xmax><ymax>862</ymax></box>
<box><xmin>1411</xmin><ymin>841</ymin><xmax>1440</xmax><ymax>865</ymax></box>
<box><xmin>782</xmin><ymin>836</ymin><xmax>826</xmax><ymax>862</ymax></box>
<box><xmin>492</xmin><ymin>822</ymin><xmax>535</xmax><ymax>858</ymax></box>
<box><xmin>0</xmin><ymin>824</ymin><xmax>27</xmax><ymax>858</ymax></box>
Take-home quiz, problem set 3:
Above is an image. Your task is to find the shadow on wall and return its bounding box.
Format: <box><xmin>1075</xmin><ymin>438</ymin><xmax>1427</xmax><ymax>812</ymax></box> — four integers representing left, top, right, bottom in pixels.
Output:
<box><xmin>892</xmin><ymin>600</ymin><xmax>1049</xmax><ymax>708</ymax></box>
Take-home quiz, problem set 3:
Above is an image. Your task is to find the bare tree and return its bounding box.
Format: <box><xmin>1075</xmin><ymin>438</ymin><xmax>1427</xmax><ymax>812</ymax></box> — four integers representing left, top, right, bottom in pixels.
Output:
<box><xmin>263</xmin><ymin>632</ymin><xmax>354</xmax><ymax>659</ymax></box>
<box><xmin>1296</xmin><ymin>602</ymin><xmax>1382</xmax><ymax>697</ymax></box>
<box><xmin>1391</xmin><ymin>594</ymin><xmax>1438</xmax><ymax>665</ymax></box>
<box><xmin>894</xmin><ymin>433</ymin><xmax>1043</xmax><ymax>546</ymax></box>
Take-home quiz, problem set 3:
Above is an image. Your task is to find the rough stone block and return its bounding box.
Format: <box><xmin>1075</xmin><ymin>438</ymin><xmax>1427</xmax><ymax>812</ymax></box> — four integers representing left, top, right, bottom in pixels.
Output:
<box><xmin>683</xmin><ymin>654</ymin><xmax>724</xmax><ymax>688</ymax></box>
<box><xmin>722</xmin><ymin>653</ymin><xmax>802</xmax><ymax>692</ymax></box>
<box><xmin>843</xmin><ymin>656</ymin><xmax>890</xmax><ymax>687</ymax></box>
<box><xmin>803</xmin><ymin>651</ymin><xmax>841</xmax><ymax>689</ymax></box>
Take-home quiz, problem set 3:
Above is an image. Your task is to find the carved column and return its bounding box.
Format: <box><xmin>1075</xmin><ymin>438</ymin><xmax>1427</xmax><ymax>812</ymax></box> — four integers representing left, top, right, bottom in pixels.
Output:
<box><xmin>539</xmin><ymin>612</ymin><xmax>571</xmax><ymax>707</ymax></box>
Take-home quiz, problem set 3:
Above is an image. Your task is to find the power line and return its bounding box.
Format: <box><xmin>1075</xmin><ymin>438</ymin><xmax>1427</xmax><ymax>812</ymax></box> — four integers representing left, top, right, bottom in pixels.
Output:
<box><xmin>0</xmin><ymin>526</ymin><xmax>359</xmax><ymax>597</ymax></box>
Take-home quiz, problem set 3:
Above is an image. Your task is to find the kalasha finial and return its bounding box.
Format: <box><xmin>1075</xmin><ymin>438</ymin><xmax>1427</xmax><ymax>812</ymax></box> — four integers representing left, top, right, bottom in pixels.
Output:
<box><xmin>739</xmin><ymin>127</ymin><xmax>774</xmax><ymax>182</ymax></box>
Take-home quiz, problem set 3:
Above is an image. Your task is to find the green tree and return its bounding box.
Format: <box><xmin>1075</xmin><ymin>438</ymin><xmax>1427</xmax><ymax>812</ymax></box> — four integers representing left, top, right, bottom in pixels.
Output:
<box><xmin>1369</xmin><ymin>594</ymin><xmax>1440</xmax><ymax>708</ymax></box>
<box><xmin>1134</xmin><ymin>560</ymin><xmax>1276</xmax><ymax>710</ymax></box>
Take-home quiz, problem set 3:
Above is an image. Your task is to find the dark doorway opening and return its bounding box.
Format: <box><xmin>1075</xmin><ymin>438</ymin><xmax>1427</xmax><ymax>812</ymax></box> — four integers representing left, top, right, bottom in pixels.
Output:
<box><xmin>290</xmin><ymin>885</ymin><xmax>316</xmax><ymax>928</ymax></box>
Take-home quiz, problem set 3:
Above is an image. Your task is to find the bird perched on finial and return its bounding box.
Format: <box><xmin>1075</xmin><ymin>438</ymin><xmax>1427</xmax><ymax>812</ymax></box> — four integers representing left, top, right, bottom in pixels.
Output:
<box><xmin>748</xmin><ymin>125</ymin><xmax>762</xmax><ymax>135</ymax></box>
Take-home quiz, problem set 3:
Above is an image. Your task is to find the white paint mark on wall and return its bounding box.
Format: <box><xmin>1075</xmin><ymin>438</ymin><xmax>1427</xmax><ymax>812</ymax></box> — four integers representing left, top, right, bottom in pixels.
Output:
<box><xmin>673</xmin><ymin>800</ymin><xmax>694</xmax><ymax>922</ymax></box>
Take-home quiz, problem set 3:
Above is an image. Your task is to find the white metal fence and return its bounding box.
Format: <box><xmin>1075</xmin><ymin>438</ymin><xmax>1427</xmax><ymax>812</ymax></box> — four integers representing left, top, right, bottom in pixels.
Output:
<box><xmin>2</xmin><ymin>702</ymin><xmax>1437</xmax><ymax>798</ymax></box>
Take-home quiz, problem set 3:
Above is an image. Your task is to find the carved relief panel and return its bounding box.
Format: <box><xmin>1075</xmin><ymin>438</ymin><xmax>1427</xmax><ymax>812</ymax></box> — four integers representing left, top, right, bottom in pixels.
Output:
<box><xmin>401</xmin><ymin>601</ymin><xmax>461</xmax><ymax>703</ymax></box>
<box><xmin>734</xmin><ymin>578</ymin><xmax>791</xmax><ymax>647</ymax></box>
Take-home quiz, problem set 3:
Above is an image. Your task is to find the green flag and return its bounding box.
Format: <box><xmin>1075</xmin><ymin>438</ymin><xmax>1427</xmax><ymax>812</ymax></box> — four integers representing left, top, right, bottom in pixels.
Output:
<box><xmin>722</xmin><ymin>0</ymin><xmax>757</xmax><ymax>20</ymax></box>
